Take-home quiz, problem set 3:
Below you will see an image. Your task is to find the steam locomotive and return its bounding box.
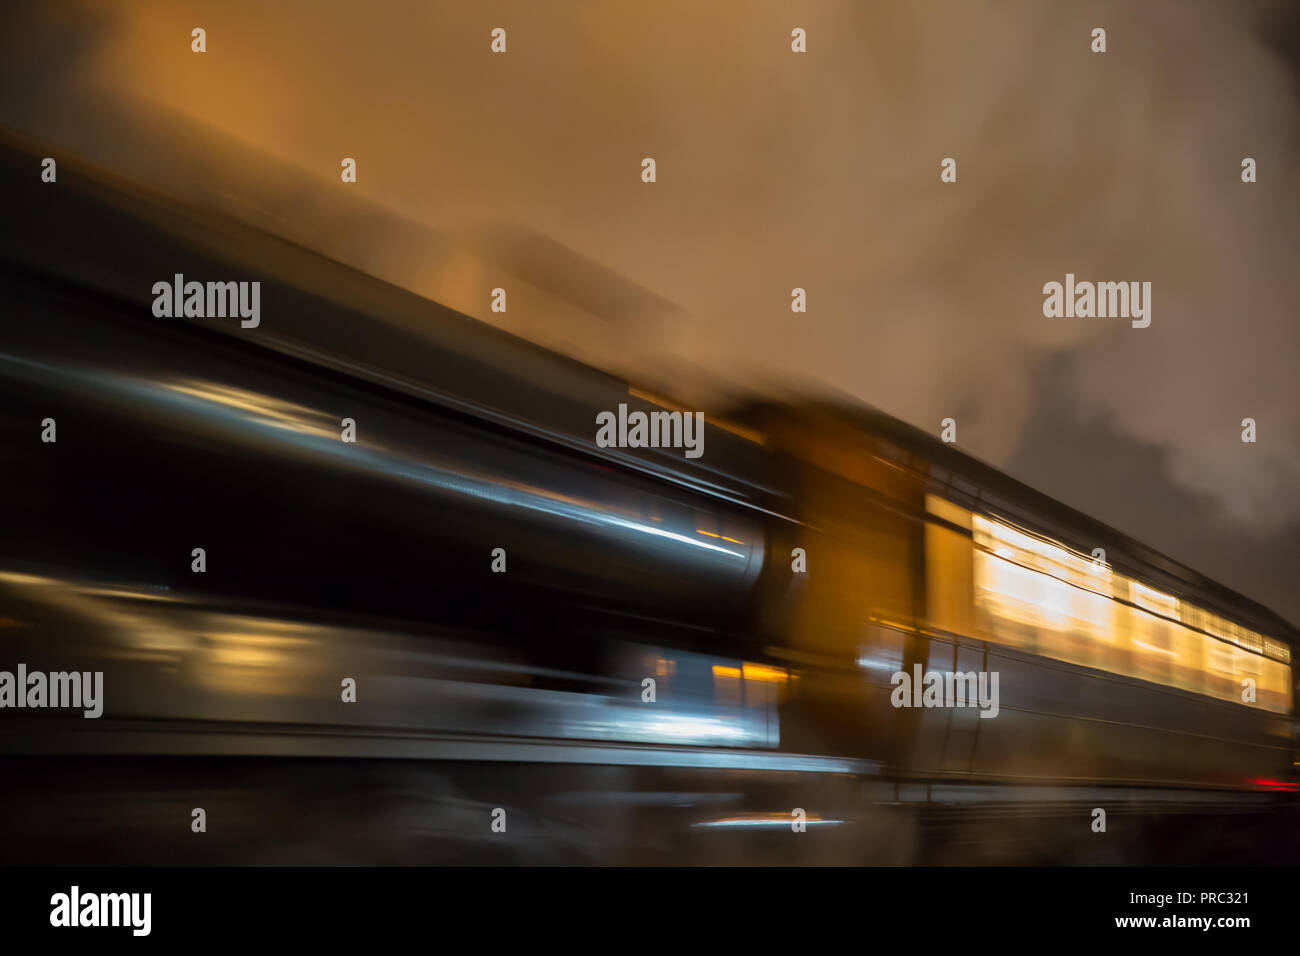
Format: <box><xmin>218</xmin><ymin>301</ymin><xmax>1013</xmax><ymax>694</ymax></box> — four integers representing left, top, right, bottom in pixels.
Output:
<box><xmin>0</xmin><ymin>131</ymin><xmax>1294</xmax><ymax>864</ymax></box>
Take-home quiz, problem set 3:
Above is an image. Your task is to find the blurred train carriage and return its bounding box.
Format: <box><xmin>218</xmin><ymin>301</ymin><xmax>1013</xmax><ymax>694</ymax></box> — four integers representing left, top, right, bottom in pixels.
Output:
<box><xmin>741</xmin><ymin>403</ymin><xmax>1296</xmax><ymax>790</ymax></box>
<box><xmin>0</xmin><ymin>131</ymin><xmax>1296</xmax><ymax>863</ymax></box>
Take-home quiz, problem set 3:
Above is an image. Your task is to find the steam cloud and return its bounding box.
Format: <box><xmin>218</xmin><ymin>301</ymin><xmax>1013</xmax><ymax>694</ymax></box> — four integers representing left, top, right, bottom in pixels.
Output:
<box><xmin>2</xmin><ymin>1</ymin><xmax>1297</xmax><ymax>586</ymax></box>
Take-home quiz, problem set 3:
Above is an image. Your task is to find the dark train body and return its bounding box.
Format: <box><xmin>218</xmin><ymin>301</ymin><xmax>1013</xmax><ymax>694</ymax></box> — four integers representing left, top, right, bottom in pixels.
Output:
<box><xmin>1</xmin><ymin>132</ymin><xmax>1295</xmax><ymax>863</ymax></box>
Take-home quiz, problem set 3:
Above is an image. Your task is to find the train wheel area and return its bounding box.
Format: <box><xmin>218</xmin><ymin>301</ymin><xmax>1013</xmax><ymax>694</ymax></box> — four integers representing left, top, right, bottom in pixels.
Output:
<box><xmin>1</xmin><ymin>755</ymin><xmax>1297</xmax><ymax>866</ymax></box>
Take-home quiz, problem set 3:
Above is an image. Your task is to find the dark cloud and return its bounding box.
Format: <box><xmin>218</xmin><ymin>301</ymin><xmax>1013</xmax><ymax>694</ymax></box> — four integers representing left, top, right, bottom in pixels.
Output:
<box><xmin>1010</xmin><ymin>354</ymin><xmax>1300</xmax><ymax>626</ymax></box>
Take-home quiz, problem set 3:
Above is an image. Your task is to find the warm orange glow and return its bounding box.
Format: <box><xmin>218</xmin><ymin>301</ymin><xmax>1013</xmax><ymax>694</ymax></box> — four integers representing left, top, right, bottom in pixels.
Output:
<box><xmin>1132</xmin><ymin>639</ymin><xmax>1177</xmax><ymax>657</ymax></box>
<box><xmin>696</xmin><ymin>529</ymin><xmax>744</xmax><ymax>544</ymax></box>
<box><xmin>970</xmin><ymin>513</ymin><xmax>1292</xmax><ymax>713</ymax></box>
<box><xmin>741</xmin><ymin>663</ymin><xmax>789</xmax><ymax>684</ymax></box>
<box><xmin>1131</xmin><ymin>581</ymin><xmax>1178</xmax><ymax>619</ymax></box>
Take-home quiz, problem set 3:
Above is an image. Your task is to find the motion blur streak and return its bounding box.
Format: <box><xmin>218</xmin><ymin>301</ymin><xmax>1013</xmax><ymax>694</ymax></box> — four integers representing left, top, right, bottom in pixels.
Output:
<box><xmin>1</xmin><ymin>123</ymin><xmax>1299</xmax><ymax>863</ymax></box>
<box><xmin>4</xmin><ymin>0</ymin><xmax>1298</xmax><ymax>553</ymax></box>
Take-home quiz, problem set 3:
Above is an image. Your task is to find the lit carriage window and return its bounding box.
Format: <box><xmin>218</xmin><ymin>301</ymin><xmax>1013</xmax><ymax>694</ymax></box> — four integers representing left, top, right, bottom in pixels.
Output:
<box><xmin>1232</xmin><ymin>646</ymin><xmax>1263</xmax><ymax>706</ymax></box>
<box><xmin>1207</xmin><ymin>612</ymin><xmax>1232</xmax><ymax>644</ymax></box>
<box><xmin>1236</xmin><ymin>647</ymin><xmax>1289</xmax><ymax>713</ymax></box>
<box><xmin>971</xmin><ymin>514</ymin><xmax>1292</xmax><ymax>712</ymax></box>
<box><xmin>1130</xmin><ymin>581</ymin><xmax>1178</xmax><ymax>620</ymax></box>
<box><xmin>1264</xmin><ymin>657</ymin><xmax>1294</xmax><ymax>712</ymax></box>
<box><xmin>973</xmin><ymin>550</ymin><xmax>1040</xmax><ymax>651</ymax></box>
<box><xmin>1263</xmin><ymin>637</ymin><xmax>1290</xmax><ymax>665</ymax></box>
<box><xmin>1129</xmin><ymin>608</ymin><xmax>1175</xmax><ymax>685</ymax></box>
<box><xmin>1168</xmin><ymin>619</ymin><xmax>1205</xmax><ymax>695</ymax></box>
<box><xmin>1077</xmin><ymin>588</ymin><xmax>1124</xmax><ymax>673</ymax></box>
<box><xmin>1202</xmin><ymin>634</ymin><xmax>1238</xmax><ymax>703</ymax></box>
<box><xmin>972</xmin><ymin>515</ymin><xmax>1112</xmax><ymax>599</ymax></box>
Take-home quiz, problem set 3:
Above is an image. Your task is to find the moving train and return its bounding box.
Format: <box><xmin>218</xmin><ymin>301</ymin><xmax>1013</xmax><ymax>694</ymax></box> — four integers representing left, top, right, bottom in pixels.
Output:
<box><xmin>1</xmin><ymin>131</ymin><xmax>1295</xmax><ymax>863</ymax></box>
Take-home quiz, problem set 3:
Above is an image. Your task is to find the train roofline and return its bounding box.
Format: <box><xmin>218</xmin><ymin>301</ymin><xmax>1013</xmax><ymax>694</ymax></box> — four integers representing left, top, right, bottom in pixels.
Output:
<box><xmin>756</xmin><ymin>397</ymin><xmax>1299</xmax><ymax>643</ymax></box>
